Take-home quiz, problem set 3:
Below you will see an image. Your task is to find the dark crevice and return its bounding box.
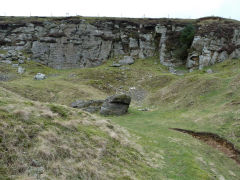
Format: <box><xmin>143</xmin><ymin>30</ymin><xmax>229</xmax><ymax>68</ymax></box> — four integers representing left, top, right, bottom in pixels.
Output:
<box><xmin>170</xmin><ymin>128</ymin><xmax>240</xmax><ymax>165</ymax></box>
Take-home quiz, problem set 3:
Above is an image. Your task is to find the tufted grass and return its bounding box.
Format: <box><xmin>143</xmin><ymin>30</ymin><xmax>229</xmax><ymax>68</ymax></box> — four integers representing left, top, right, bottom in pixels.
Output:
<box><xmin>0</xmin><ymin>87</ymin><xmax>157</xmax><ymax>179</ymax></box>
<box><xmin>1</xmin><ymin>56</ymin><xmax>240</xmax><ymax>179</ymax></box>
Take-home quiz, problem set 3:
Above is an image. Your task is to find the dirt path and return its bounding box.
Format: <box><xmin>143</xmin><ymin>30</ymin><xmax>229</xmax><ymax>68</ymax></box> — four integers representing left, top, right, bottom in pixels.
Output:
<box><xmin>171</xmin><ymin>128</ymin><xmax>240</xmax><ymax>165</ymax></box>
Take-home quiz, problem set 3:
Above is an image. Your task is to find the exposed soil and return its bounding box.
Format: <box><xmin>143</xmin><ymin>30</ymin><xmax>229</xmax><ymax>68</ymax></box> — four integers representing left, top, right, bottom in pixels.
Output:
<box><xmin>171</xmin><ymin>128</ymin><xmax>240</xmax><ymax>165</ymax></box>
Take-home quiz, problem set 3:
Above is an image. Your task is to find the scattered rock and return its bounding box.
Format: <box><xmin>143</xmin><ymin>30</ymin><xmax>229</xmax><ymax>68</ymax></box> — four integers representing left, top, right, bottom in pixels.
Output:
<box><xmin>34</xmin><ymin>73</ymin><xmax>46</xmax><ymax>80</ymax></box>
<box><xmin>0</xmin><ymin>74</ymin><xmax>9</xmax><ymax>81</ymax></box>
<box><xmin>138</xmin><ymin>108</ymin><xmax>149</xmax><ymax>111</ymax></box>
<box><xmin>18</xmin><ymin>59</ymin><xmax>25</xmax><ymax>64</ymax></box>
<box><xmin>169</xmin><ymin>67</ymin><xmax>186</xmax><ymax>75</ymax></box>
<box><xmin>71</xmin><ymin>100</ymin><xmax>103</xmax><ymax>108</ymax></box>
<box><xmin>1</xmin><ymin>60</ymin><xmax>12</xmax><ymax>64</ymax></box>
<box><xmin>71</xmin><ymin>100</ymin><xmax>104</xmax><ymax>113</ymax></box>
<box><xmin>18</xmin><ymin>66</ymin><xmax>25</xmax><ymax>74</ymax></box>
<box><xmin>175</xmin><ymin>70</ymin><xmax>186</xmax><ymax>76</ymax></box>
<box><xmin>111</xmin><ymin>63</ymin><xmax>121</xmax><ymax>67</ymax></box>
<box><xmin>0</xmin><ymin>50</ymin><xmax>27</xmax><ymax>65</ymax></box>
<box><xmin>72</xmin><ymin>95</ymin><xmax>132</xmax><ymax>115</ymax></box>
<box><xmin>100</xmin><ymin>94</ymin><xmax>131</xmax><ymax>116</ymax></box>
<box><xmin>189</xmin><ymin>69</ymin><xmax>194</xmax><ymax>73</ymax></box>
<box><xmin>169</xmin><ymin>67</ymin><xmax>176</xmax><ymax>74</ymax></box>
<box><xmin>118</xmin><ymin>56</ymin><xmax>134</xmax><ymax>65</ymax></box>
<box><xmin>12</xmin><ymin>64</ymin><xmax>19</xmax><ymax>68</ymax></box>
<box><xmin>206</xmin><ymin>69</ymin><xmax>213</xmax><ymax>74</ymax></box>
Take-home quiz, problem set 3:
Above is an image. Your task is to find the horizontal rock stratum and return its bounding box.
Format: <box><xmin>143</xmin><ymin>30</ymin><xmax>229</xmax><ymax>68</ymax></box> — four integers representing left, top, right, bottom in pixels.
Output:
<box><xmin>0</xmin><ymin>16</ymin><xmax>240</xmax><ymax>69</ymax></box>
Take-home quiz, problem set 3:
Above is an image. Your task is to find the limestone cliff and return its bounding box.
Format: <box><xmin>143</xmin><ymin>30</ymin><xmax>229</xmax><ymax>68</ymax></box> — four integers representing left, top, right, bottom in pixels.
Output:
<box><xmin>0</xmin><ymin>16</ymin><xmax>240</xmax><ymax>69</ymax></box>
<box><xmin>186</xmin><ymin>17</ymin><xmax>240</xmax><ymax>70</ymax></box>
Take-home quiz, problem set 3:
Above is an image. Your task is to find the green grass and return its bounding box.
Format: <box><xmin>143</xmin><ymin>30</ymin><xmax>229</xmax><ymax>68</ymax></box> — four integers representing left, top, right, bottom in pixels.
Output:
<box><xmin>108</xmin><ymin>59</ymin><xmax>240</xmax><ymax>179</ymax></box>
<box><xmin>110</xmin><ymin>108</ymin><xmax>240</xmax><ymax>179</ymax></box>
<box><xmin>48</xmin><ymin>104</ymin><xmax>69</xmax><ymax>118</ymax></box>
<box><xmin>1</xmin><ymin>55</ymin><xmax>240</xmax><ymax>179</ymax></box>
<box><xmin>0</xmin><ymin>57</ymin><xmax>171</xmax><ymax>105</ymax></box>
<box><xmin>0</xmin><ymin>49</ymin><xmax>7</xmax><ymax>54</ymax></box>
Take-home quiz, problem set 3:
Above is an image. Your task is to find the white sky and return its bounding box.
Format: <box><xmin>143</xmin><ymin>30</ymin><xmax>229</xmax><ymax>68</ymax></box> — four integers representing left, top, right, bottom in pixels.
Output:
<box><xmin>1</xmin><ymin>0</ymin><xmax>239</xmax><ymax>20</ymax></box>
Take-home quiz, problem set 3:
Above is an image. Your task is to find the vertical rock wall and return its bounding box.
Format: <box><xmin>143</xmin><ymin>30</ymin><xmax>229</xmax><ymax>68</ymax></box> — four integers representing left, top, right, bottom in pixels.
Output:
<box><xmin>0</xmin><ymin>17</ymin><xmax>240</xmax><ymax>69</ymax></box>
<box><xmin>186</xmin><ymin>18</ymin><xmax>240</xmax><ymax>70</ymax></box>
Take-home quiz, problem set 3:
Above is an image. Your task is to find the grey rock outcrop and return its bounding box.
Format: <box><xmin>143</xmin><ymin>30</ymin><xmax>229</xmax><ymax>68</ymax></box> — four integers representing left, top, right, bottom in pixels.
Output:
<box><xmin>1</xmin><ymin>60</ymin><xmax>12</xmax><ymax>64</ymax></box>
<box><xmin>169</xmin><ymin>67</ymin><xmax>177</xmax><ymax>74</ymax></box>
<box><xmin>0</xmin><ymin>17</ymin><xmax>188</xmax><ymax>69</ymax></box>
<box><xmin>71</xmin><ymin>94</ymin><xmax>131</xmax><ymax>115</ymax></box>
<box><xmin>12</xmin><ymin>64</ymin><xmax>19</xmax><ymax>68</ymax></box>
<box><xmin>100</xmin><ymin>94</ymin><xmax>131</xmax><ymax>116</ymax></box>
<box><xmin>71</xmin><ymin>100</ymin><xmax>104</xmax><ymax>113</ymax></box>
<box><xmin>0</xmin><ymin>17</ymin><xmax>240</xmax><ymax>70</ymax></box>
<box><xmin>186</xmin><ymin>18</ymin><xmax>240</xmax><ymax>70</ymax></box>
<box><xmin>0</xmin><ymin>74</ymin><xmax>9</xmax><ymax>81</ymax></box>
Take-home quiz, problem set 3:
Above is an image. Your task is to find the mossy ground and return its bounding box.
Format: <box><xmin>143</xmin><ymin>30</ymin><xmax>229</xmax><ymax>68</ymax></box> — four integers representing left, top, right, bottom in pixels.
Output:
<box><xmin>1</xmin><ymin>56</ymin><xmax>240</xmax><ymax>179</ymax></box>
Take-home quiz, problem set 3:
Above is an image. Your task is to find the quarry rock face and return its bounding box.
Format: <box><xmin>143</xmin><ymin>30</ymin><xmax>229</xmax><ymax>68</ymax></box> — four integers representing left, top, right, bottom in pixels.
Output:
<box><xmin>0</xmin><ymin>17</ymin><xmax>240</xmax><ymax>69</ymax></box>
<box><xmin>186</xmin><ymin>19</ymin><xmax>240</xmax><ymax>70</ymax></box>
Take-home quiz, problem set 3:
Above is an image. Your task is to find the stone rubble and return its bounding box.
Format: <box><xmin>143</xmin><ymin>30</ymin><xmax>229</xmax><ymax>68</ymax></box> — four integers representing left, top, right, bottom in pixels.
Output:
<box><xmin>34</xmin><ymin>73</ymin><xmax>46</xmax><ymax>80</ymax></box>
<box><xmin>71</xmin><ymin>94</ymin><xmax>131</xmax><ymax>116</ymax></box>
<box><xmin>17</xmin><ymin>66</ymin><xmax>25</xmax><ymax>74</ymax></box>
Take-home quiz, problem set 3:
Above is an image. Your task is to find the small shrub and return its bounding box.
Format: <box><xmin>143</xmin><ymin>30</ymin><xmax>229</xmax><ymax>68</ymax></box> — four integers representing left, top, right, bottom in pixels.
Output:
<box><xmin>174</xmin><ymin>24</ymin><xmax>196</xmax><ymax>60</ymax></box>
<box><xmin>180</xmin><ymin>24</ymin><xmax>196</xmax><ymax>46</ymax></box>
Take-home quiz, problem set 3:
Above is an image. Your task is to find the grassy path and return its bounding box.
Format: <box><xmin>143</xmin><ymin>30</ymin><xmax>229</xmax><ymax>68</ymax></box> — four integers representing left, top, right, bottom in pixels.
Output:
<box><xmin>110</xmin><ymin>109</ymin><xmax>240</xmax><ymax>180</ymax></box>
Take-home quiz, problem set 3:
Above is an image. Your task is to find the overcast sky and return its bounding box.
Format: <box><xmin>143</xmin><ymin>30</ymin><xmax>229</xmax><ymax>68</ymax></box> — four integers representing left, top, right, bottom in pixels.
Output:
<box><xmin>1</xmin><ymin>0</ymin><xmax>239</xmax><ymax>20</ymax></box>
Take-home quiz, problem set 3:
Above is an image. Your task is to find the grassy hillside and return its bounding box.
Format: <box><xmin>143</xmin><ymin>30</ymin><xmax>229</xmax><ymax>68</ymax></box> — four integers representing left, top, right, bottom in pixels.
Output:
<box><xmin>1</xmin><ymin>56</ymin><xmax>240</xmax><ymax>179</ymax></box>
<box><xmin>0</xmin><ymin>86</ymin><xmax>160</xmax><ymax>179</ymax></box>
<box><xmin>111</xmin><ymin>59</ymin><xmax>240</xmax><ymax>179</ymax></box>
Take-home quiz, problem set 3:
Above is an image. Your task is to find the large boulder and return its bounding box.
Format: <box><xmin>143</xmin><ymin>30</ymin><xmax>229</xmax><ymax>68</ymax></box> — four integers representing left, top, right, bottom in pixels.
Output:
<box><xmin>100</xmin><ymin>94</ymin><xmax>131</xmax><ymax>116</ymax></box>
<box><xmin>71</xmin><ymin>100</ymin><xmax>104</xmax><ymax>113</ymax></box>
